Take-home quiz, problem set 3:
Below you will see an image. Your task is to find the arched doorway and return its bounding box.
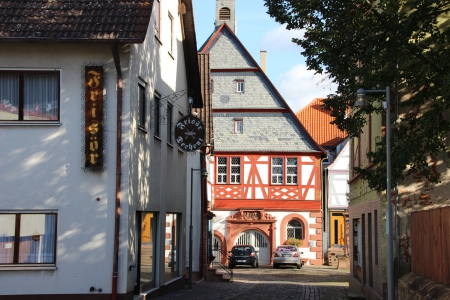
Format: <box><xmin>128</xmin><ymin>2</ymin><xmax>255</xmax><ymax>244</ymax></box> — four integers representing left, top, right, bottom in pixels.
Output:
<box><xmin>234</xmin><ymin>230</ymin><xmax>270</xmax><ymax>264</ymax></box>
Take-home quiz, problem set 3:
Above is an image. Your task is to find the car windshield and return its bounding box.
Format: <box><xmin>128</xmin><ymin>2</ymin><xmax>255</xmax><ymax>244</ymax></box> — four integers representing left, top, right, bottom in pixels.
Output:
<box><xmin>232</xmin><ymin>246</ymin><xmax>253</xmax><ymax>254</ymax></box>
<box><xmin>276</xmin><ymin>246</ymin><xmax>297</xmax><ymax>252</ymax></box>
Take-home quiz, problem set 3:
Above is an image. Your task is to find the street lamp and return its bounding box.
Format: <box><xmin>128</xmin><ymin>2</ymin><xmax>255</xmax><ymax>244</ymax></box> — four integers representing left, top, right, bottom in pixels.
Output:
<box><xmin>356</xmin><ymin>86</ymin><xmax>394</xmax><ymax>300</ymax></box>
<box><xmin>189</xmin><ymin>167</ymin><xmax>208</xmax><ymax>289</ymax></box>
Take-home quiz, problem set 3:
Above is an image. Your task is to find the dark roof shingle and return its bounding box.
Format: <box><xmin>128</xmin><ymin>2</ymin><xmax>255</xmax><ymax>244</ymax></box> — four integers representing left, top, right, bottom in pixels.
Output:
<box><xmin>0</xmin><ymin>0</ymin><xmax>152</xmax><ymax>43</ymax></box>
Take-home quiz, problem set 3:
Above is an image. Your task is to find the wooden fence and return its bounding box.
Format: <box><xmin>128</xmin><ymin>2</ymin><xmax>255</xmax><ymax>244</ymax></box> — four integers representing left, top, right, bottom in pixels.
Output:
<box><xmin>411</xmin><ymin>206</ymin><xmax>450</xmax><ymax>285</ymax></box>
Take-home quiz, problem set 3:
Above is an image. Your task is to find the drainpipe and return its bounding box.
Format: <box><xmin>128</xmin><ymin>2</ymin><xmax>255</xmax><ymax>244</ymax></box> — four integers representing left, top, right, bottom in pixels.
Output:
<box><xmin>110</xmin><ymin>42</ymin><xmax>123</xmax><ymax>300</ymax></box>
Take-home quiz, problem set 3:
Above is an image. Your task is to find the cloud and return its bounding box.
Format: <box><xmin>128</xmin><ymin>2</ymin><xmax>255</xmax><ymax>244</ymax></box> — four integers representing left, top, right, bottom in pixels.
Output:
<box><xmin>261</xmin><ymin>25</ymin><xmax>304</xmax><ymax>52</ymax></box>
<box><xmin>274</xmin><ymin>64</ymin><xmax>338</xmax><ymax>113</ymax></box>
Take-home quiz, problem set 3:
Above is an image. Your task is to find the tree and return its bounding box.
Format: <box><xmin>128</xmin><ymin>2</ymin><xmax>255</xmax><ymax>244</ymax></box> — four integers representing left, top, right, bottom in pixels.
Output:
<box><xmin>264</xmin><ymin>0</ymin><xmax>450</xmax><ymax>191</ymax></box>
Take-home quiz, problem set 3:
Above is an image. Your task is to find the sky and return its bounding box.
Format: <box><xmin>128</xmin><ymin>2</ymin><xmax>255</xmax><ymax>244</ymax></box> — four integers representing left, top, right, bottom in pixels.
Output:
<box><xmin>192</xmin><ymin>0</ymin><xmax>338</xmax><ymax>113</ymax></box>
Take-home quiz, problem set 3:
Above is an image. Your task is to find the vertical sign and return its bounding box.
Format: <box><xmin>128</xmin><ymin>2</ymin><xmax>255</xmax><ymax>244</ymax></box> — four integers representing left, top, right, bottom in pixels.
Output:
<box><xmin>85</xmin><ymin>66</ymin><xmax>104</xmax><ymax>170</ymax></box>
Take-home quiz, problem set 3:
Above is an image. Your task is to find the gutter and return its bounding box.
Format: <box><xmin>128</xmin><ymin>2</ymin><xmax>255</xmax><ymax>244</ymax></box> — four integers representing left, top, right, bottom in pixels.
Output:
<box><xmin>110</xmin><ymin>42</ymin><xmax>123</xmax><ymax>300</ymax></box>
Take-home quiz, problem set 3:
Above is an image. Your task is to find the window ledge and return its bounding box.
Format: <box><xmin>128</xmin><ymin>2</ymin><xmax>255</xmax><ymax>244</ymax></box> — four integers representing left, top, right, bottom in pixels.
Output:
<box><xmin>0</xmin><ymin>265</ymin><xmax>57</xmax><ymax>271</ymax></box>
<box><xmin>154</xmin><ymin>35</ymin><xmax>162</xmax><ymax>45</ymax></box>
<box><xmin>138</xmin><ymin>126</ymin><xmax>148</xmax><ymax>134</ymax></box>
<box><xmin>0</xmin><ymin>121</ymin><xmax>61</xmax><ymax>126</ymax></box>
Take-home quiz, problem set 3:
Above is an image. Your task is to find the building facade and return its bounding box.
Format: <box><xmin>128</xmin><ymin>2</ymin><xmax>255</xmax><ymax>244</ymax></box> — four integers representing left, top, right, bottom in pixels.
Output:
<box><xmin>0</xmin><ymin>1</ymin><xmax>203</xmax><ymax>299</ymax></box>
<box><xmin>200</xmin><ymin>0</ymin><xmax>325</xmax><ymax>266</ymax></box>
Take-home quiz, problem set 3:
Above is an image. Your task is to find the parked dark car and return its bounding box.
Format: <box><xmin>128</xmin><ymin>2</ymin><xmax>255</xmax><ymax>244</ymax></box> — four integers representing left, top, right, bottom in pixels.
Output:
<box><xmin>229</xmin><ymin>245</ymin><xmax>259</xmax><ymax>268</ymax></box>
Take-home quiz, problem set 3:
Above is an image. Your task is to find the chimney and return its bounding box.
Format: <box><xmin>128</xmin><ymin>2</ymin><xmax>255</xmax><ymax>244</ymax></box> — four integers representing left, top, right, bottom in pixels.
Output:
<box><xmin>260</xmin><ymin>50</ymin><xmax>267</xmax><ymax>73</ymax></box>
<box><xmin>215</xmin><ymin>0</ymin><xmax>236</xmax><ymax>33</ymax></box>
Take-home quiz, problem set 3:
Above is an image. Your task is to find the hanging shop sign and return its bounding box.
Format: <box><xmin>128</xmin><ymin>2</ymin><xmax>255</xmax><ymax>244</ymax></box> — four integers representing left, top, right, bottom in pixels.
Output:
<box><xmin>85</xmin><ymin>66</ymin><xmax>104</xmax><ymax>170</ymax></box>
<box><xmin>175</xmin><ymin>115</ymin><xmax>206</xmax><ymax>152</ymax></box>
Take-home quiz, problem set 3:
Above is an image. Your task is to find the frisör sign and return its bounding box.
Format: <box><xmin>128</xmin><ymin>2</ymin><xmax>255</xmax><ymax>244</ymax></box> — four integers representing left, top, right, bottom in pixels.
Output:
<box><xmin>175</xmin><ymin>115</ymin><xmax>205</xmax><ymax>152</ymax></box>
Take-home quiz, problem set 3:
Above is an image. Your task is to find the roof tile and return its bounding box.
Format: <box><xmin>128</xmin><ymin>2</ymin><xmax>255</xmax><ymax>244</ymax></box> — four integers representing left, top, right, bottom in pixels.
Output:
<box><xmin>0</xmin><ymin>0</ymin><xmax>152</xmax><ymax>43</ymax></box>
<box><xmin>295</xmin><ymin>98</ymin><xmax>347</xmax><ymax>148</ymax></box>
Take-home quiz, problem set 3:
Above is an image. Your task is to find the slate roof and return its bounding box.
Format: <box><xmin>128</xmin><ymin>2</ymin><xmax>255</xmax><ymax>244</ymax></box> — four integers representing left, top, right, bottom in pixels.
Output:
<box><xmin>213</xmin><ymin>112</ymin><xmax>321</xmax><ymax>152</ymax></box>
<box><xmin>0</xmin><ymin>0</ymin><xmax>152</xmax><ymax>42</ymax></box>
<box><xmin>295</xmin><ymin>98</ymin><xmax>347</xmax><ymax>148</ymax></box>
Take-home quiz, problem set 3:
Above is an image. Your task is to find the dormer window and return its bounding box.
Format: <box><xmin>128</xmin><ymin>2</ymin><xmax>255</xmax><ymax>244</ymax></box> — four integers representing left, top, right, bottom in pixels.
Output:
<box><xmin>234</xmin><ymin>119</ymin><xmax>243</xmax><ymax>134</ymax></box>
<box><xmin>236</xmin><ymin>80</ymin><xmax>244</xmax><ymax>93</ymax></box>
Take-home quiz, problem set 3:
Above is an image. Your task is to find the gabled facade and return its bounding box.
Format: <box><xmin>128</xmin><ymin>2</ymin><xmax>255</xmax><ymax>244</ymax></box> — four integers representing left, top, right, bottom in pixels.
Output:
<box><xmin>0</xmin><ymin>1</ymin><xmax>203</xmax><ymax>299</ymax></box>
<box><xmin>295</xmin><ymin>98</ymin><xmax>348</xmax><ymax>258</ymax></box>
<box><xmin>199</xmin><ymin>1</ymin><xmax>325</xmax><ymax>266</ymax></box>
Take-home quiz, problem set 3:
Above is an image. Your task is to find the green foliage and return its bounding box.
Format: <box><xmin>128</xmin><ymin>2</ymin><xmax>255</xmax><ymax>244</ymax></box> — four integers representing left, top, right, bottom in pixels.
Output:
<box><xmin>264</xmin><ymin>0</ymin><xmax>450</xmax><ymax>191</ymax></box>
<box><xmin>285</xmin><ymin>237</ymin><xmax>303</xmax><ymax>247</ymax></box>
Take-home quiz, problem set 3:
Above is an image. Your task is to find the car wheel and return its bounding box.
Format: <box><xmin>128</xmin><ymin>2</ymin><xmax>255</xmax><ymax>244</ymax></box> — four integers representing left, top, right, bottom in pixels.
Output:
<box><xmin>273</xmin><ymin>264</ymin><xmax>279</xmax><ymax>268</ymax></box>
<box><xmin>252</xmin><ymin>260</ymin><xmax>257</xmax><ymax>268</ymax></box>
<box><xmin>297</xmin><ymin>263</ymin><xmax>301</xmax><ymax>269</ymax></box>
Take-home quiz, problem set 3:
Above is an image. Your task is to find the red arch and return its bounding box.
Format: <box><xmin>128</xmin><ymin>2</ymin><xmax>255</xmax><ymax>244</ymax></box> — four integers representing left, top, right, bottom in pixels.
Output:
<box><xmin>280</xmin><ymin>213</ymin><xmax>309</xmax><ymax>247</ymax></box>
<box><xmin>213</xmin><ymin>230</ymin><xmax>227</xmax><ymax>264</ymax></box>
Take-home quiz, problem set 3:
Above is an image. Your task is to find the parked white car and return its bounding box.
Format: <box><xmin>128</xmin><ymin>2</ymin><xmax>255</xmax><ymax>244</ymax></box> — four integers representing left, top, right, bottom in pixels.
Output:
<box><xmin>273</xmin><ymin>245</ymin><xmax>303</xmax><ymax>269</ymax></box>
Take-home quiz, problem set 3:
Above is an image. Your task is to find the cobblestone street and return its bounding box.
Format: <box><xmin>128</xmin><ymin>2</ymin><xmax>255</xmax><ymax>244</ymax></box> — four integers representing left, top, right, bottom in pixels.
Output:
<box><xmin>155</xmin><ymin>265</ymin><xmax>349</xmax><ymax>299</ymax></box>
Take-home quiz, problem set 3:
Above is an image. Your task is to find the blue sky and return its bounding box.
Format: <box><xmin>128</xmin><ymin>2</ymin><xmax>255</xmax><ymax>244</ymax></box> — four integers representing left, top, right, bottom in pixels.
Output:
<box><xmin>192</xmin><ymin>0</ymin><xmax>337</xmax><ymax>113</ymax></box>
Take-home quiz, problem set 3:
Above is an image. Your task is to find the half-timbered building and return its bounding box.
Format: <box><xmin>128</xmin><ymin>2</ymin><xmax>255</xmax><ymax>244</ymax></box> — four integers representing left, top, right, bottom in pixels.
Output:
<box><xmin>200</xmin><ymin>0</ymin><xmax>326</xmax><ymax>266</ymax></box>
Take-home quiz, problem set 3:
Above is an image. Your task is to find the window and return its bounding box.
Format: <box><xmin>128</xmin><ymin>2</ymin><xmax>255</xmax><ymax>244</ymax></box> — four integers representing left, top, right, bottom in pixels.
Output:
<box><xmin>234</xmin><ymin>119</ymin><xmax>243</xmax><ymax>134</ymax></box>
<box><xmin>0</xmin><ymin>70</ymin><xmax>59</xmax><ymax>122</ymax></box>
<box><xmin>230</xmin><ymin>157</ymin><xmax>241</xmax><ymax>183</ymax></box>
<box><xmin>167</xmin><ymin>104</ymin><xmax>173</xmax><ymax>144</ymax></box>
<box><xmin>236</xmin><ymin>80</ymin><xmax>244</xmax><ymax>93</ymax></box>
<box><xmin>217</xmin><ymin>157</ymin><xmax>227</xmax><ymax>184</ymax></box>
<box><xmin>286</xmin><ymin>158</ymin><xmax>298</xmax><ymax>184</ymax></box>
<box><xmin>287</xmin><ymin>220</ymin><xmax>303</xmax><ymax>240</ymax></box>
<box><xmin>165</xmin><ymin>213</ymin><xmax>179</xmax><ymax>279</ymax></box>
<box><xmin>154</xmin><ymin>93</ymin><xmax>161</xmax><ymax>137</ymax></box>
<box><xmin>168</xmin><ymin>13</ymin><xmax>174</xmax><ymax>55</ymax></box>
<box><xmin>138</xmin><ymin>82</ymin><xmax>146</xmax><ymax>130</ymax></box>
<box><xmin>271</xmin><ymin>157</ymin><xmax>298</xmax><ymax>185</ymax></box>
<box><xmin>374</xmin><ymin>210</ymin><xmax>378</xmax><ymax>265</ymax></box>
<box><xmin>217</xmin><ymin>157</ymin><xmax>240</xmax><ymax>184</ymax></box>
<box><xmin>219</xmin><ymin>7</ymin><xmax>231</xmax><ymax>20</ymax></box>
<box><xmin>136</xmin><ymin>212</ymin><xmax>157</xmax><ymax>293</ymax></box>
<box><xmin>153</xmin><ymin>0</ymin><xmax>161</xmax><ymax>39</ymax></box>
<box><xmin>272</xmin><ymin>157</ymin><xmax>283</xmax><ymax>184</ymax></box>
<box><xmin>0</xmin><ymin>212</ymin><xmax>57</xmax><ymax>264</ymax></box>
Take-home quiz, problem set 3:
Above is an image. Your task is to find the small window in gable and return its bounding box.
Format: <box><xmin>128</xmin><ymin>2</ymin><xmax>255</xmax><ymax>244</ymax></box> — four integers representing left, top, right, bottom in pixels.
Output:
<box><xmin>236</xmin><ymin>80</ymin><xmax>244</xmax><ymax>93</ymax></box>
<box><xmin>138</xmin><ymin>81</ymin><xmax>146</xmax><ymax>130</ymax></box>
<box><xmin>234</xmin><ymin>119</ymin><xmax>243</xmax><ymax>134</ymax></box>
<box><xmin>154</xmin><ymin>0</ymin><xmax>161</xmax><ymax>40</ymax></box>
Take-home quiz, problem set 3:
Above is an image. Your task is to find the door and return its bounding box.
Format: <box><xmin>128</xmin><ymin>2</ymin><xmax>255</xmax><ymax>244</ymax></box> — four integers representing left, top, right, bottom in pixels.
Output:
<box><xmin>235</xmin><ymin>230</ymin><xmax>270</xmax><ymax>264</ymax></box>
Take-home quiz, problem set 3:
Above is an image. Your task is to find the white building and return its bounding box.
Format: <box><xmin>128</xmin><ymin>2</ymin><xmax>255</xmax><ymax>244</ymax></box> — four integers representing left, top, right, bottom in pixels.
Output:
<box><xmin>0</xmin><ymin>1</ymin><xmax>203</xmax><ymax>299</ymax></box>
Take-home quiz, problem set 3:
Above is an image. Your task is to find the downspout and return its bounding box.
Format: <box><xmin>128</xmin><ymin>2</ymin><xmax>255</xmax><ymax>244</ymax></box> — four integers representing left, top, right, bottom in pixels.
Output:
<box><xmin>110</xmin><ymin>42</ymin><xmax>123</xmax><ymax>300</ymax></box>
<box><xmin>321</xmin><ymin>155</ymin><xmax>328</xmax><ymax>261</ymax></box>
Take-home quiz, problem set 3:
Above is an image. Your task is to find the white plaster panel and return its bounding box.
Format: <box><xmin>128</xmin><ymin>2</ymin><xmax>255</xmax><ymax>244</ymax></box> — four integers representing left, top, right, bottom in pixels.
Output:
<box><xmin>257</xmin><ymin>164</ymin><xmax>268</xmax><ymax>184</ymax></box>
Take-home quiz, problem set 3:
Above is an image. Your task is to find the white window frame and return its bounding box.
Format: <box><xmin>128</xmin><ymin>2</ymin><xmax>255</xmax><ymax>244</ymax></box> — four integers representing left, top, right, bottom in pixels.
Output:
<box><xmin>236</xmin><ymin>80</ymin><xmax>244</xmax><ymax>93</ymax></box>
<box><xmin>217</xmin><ymin>157</ymin><xmax>227</xmax><ymax>184</ymax></box>
<box><xmin>0</xmin><ymin>70</ymin><xmax>60</xmax><ymax>123</ymax></box>
<box><xmin>286</xmin><ymin>158</ymin><xmax>298</xmax><ymax>184</ymax></box>
<box><xmin>271</xmin><ymin>157</ymin><xmax>283</xmax><ymax>184</ymax></box>
<box><xmin>230</xmin><ymin>157</ymin><xmax>241</xmax><ymax>184</ymax></box>
<box><xmin>234</xmin><ymin>119</ymin><xmax>243</xmax><ymax>134</ymax></box>
<box><xmin>0</xmin><ymin>211</ymin><xmax>57</xmax><ymax>269</ymax></box>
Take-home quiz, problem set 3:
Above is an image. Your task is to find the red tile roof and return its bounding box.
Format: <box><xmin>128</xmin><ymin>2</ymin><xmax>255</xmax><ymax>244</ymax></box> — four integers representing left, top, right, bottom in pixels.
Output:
<box><xmin>295</xmin><ymin>98</ymin><xmax>347</xmax><ymax>148</ymax></box>
<box><xmin>0</xmin><ymin>0</ymin><xmax>152</xmax><ymax>43</ymax></box>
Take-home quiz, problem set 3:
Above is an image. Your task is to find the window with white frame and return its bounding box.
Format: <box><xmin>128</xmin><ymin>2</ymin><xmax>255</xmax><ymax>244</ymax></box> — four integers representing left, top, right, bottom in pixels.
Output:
<box><xmin>236</xmin><ymin>80</ymin><xmax>244</xmax><ymax>93</ymax></box>
<box><xmin>217</xmin><ymin>157</ymin><xmax>241</xmax><ymax>184</ymax></box>
<box><xmin>287</xmin><ymin>219</ymin><xmax>303</xmax><ymax>240</ymax></box>
<box><xmin>230</xmin><ymin>157</ymin><xmax>241</xmax><ymax>183</ymax></box>
<box><xmin>272</xmin><ymin>157</ymin><xmax>298</xmax><ymax>184</ymax></box>
<box><xmin>0</xmin><ymin>70</ymin><xmax>60</xmax><ymax>122</ymax></box>
<box><xmin>217</xmin><ymin>157</ymin><xmax>227</xmax><ymax>183</ymax></box>
<box><xmin>271</xmin><ymin>157</ymin><xmax>283</xmax><ymax>184</ymax></box>
<box><xmin>0</xmin><ymin>212</ymin><xmax>57</xmax><ymax>264</ymax></box>
<box><xmin>286</xmin><ymin>158</ymin><xmax>298</xmax><ymax>184</ymax></box>
<box><xmin>234</xmin><ymin>119</ymin><xmax>243</xmax><ymax>134</ymax></box>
